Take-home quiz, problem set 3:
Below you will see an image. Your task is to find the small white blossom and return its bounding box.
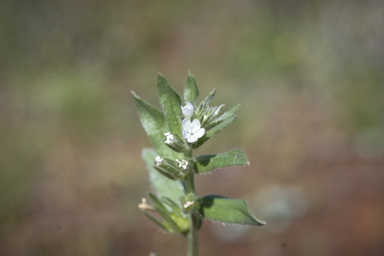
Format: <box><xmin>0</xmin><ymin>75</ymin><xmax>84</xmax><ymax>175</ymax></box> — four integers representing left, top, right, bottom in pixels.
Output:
<box><xmin>181</xmin><ymin>102</ymin><xmax>194</xmax><ymax>119</ymax></box>
<box><xmin>176</xmin><ymin>159</ymin><xmax>188</xmax><ymax>169</ymax></box>
<box><xmin>155</xmin><ymin>156</ymin><xmax>163</xmax><ymax>166</ymax></box>
<box><xmin>138</xmin><ymin>198</ymin><xmax>154</xmax><ymax>211</ymax></box>
<box><xmin>183</xmin><ymin>201</ymin><xmax>194</xmax><ymax>208</ymax></box>
<box><xmin>182</xmin><ymin>118</ymin><xmax>205</xmax><ymax>143</ymax></box>
<box><xmin>164</xmin><ymin>132</ymin><xmax>174</xmax><ymax>144</ymax></box>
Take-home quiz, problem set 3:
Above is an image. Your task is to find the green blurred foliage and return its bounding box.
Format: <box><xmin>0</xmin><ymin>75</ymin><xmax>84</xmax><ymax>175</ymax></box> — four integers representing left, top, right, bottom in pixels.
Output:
<box><xmin>1</xmin><ymin>0</ymin><xmax>384</xmax><ymax>256</ymax></box>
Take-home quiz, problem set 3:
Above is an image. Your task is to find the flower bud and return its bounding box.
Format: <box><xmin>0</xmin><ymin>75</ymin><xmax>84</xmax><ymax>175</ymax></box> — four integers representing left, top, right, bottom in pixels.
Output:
<box><xmin>181</xmin><ymin>102</ymin><xmax>194</xmax><ymax>119</ymax></box>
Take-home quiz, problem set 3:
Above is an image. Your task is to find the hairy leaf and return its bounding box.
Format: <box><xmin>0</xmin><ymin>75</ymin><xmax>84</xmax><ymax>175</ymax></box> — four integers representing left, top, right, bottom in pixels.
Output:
<box><xmin>195</xmin><ymin>149</ymin><xmax>249</xmax><ymax>173</ymax></box>
<box><xmin>153</xmin><ymin>166</ymin><xmax>177</xmax><ymax>180</ymax></box>
<box><xmin>201</xmin><ymin>89</ymin><xmax>216</xmax><ymax>107</ymax></box>
<box><xmin>157</xmin><ymin>74</ymin><xmax>183</xmax><ymax>138</ymax></box>
<box><xmin>200</xmin><ymin>195</ymin><xmax>266</xmax><ymax>226</ymax></box>
<box><xmin>192</xmin><ymin>114</ymin><xmax>237</xmax><ymax>149</ymax></box>
<box><xmin>184</xmin><ymin>72</ymin><xmax>199</xmax><ymax>105</ymax></box>
<box><xmin>132</xmin><ymin>91</ymin><xmax>179</xmax><ymax>158</ymax></box>
<box><xmin>161</xmin><ymin>197</ymin><xmax>182</xmax><ymax>215</ymax></box>
<box><xmin>154</xmin><ymin>204</ymin><xmax>181</xmax><ymax>233</ymax></box>
<box><xmin>143</xmin><ymin>211</ymin><xmax>171</xmax><ymax>232</ymax></box>
<box><xmin>206</xmin><ymin>104</ymin><xmax>240</xmax><ymax>130</ymax></box>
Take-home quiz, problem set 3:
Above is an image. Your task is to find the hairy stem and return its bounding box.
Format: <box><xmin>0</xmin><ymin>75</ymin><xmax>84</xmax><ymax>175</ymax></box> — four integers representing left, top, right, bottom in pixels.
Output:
<box><xmin>187</xmin><ymin>211</ymin><xmax>198</xmax><ymax>256</ymax></box>
<box><xmin>184</xmin><ymin>149</ymin><xmax>198</xmax><ymax>256</ymax></box>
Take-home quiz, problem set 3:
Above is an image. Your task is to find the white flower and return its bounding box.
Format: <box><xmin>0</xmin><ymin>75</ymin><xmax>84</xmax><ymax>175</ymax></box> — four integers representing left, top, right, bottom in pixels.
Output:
<box><xmin>182</xmin><ymin>118</ymin><xmax>205</xmax><ymax>143</ymax></box>
<box><xmin>176</xmin><ymin>159</ymin><xmax>188</xmax><ymax>169</ymax></box>
<box><xmin>155</xmin><ymin>156</ymin><xmax>163</xmax><ymax>166</ymax></box>
<box><xmin>164</xmin><ymin>132</ymin><xmax>174</xmax><ymax>144</ymax></box>
<box><xmin>138</xmin><ymin>198</ymin><xmax>154</xmax><ymax>211</ymax></box>
<box><xmin>181</xmin><ymin>102</ymin><xmax>194</xmax><ymax>119</ymax></box>
<box><xmin>183</xmin><ymin>201</ymin><xmax>194</xmax><ymax>209</ymax></box>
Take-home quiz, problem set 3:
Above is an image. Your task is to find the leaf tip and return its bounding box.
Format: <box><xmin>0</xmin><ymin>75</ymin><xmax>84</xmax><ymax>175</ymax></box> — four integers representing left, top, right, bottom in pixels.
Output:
<box><xmin>131</xmin><ymin>91</ymin><xmax>139</xmax><ymax>99</ymax></box>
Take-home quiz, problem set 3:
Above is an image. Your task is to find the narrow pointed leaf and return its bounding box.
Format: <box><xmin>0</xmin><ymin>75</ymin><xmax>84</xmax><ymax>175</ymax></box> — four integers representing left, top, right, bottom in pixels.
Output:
<box><xmin>148</xmin><ymin>192</ymin><xmax>168</xmax><ymax>212</ymax></box>
<box><xmin>149</xmin><ymin>195</ymin><xmax>188</xmax><ymax>236</ymax></box>
<box><xmin>194</xmin><ymin>149</ymin><xmax>249</xmax><ymax>173</ymax></box>
<box><xmin>202</xmin><ymin>89</ymin><xmax>216</xmax><ymax>106</ymax></box>
<box><xmin>200</xmin><ymin>195</ymin><xmax>266</xmax><ymax>226</ymax></box>
<box><xmin>153</xmin><ymin>205</ymin><xmax>181</xmax><ymax>233</ymax></box>
<box><xmin>161</xmin><ymin>197</ymin><xmax>182</xmax><ymax>215</ymax></box>
<box><xmin>206</xmin><ymin>104</ymin><xmax>240</xmax><ymax>130</ymax></box>
<box><xmin>142</xmin><ymin>148</ymin><xmax>184</xmax><ymax>206</ymax></box>
<box><xmin>216</xmin><ymin>104</ymin><xmax>240</xmax><ymax>122</ymax></box>
<box><xmin>184</xmin><ymin>72</ymin><xmax>199</xmax><ymax>105</ymax></box>
<box><xmin>132</xmin><ymin>91</ymin><xmax>179</xmax><ymax>158</ymax></box>
<box><xmin>157</xmin><ymin>74</ymin><xmax>183</xmax><ymax>138</ymax></box>
<box><xmin>192</xmin><ymin>114</ymin><xmax>237</xmax><ymax>149</ymax></box>
<box><xmin>143</xmin><ymin>211</ymin><xmax>171</xmax><ymax>232</ymax></box>
<box><xmin>153</xmin><ymin>166</ymin><xmax>177</xmax><ymax>180</ymax></box>
<box><xmin>212</xmin><ymin>104</ymin><xmax>226</xmax><ymax>119</ymax></box>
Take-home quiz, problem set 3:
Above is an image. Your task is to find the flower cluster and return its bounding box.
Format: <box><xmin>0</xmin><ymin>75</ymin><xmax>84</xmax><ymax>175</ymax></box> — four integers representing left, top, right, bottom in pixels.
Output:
<box><xmin>164</xmin><ymin>103</ymin><xmax>205</xmax><ymax>146</ymax></box>
<box><xmin>157</xmin><ymin>103</ymin><xmax>205</xmax><ymax>174</ymax></box>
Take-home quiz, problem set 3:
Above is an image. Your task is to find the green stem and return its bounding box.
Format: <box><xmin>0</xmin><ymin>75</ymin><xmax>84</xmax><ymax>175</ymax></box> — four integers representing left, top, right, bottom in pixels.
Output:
<box><xmin>187</xmin><ymin>212</ymin><xmax>198</xmax><ymax>256</ymax></box>
<box><xmin>184</xmin><ymin>149</ymin><xmax>198</xmax><ymax>256</ymax></box>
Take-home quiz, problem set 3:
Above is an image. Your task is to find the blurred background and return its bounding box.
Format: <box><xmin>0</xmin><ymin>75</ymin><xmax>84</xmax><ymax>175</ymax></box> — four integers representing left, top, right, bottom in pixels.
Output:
<box><xmin>1</xmin><ymin>0</ymin><xmax>384</xmax><ymax>255</ymax></box>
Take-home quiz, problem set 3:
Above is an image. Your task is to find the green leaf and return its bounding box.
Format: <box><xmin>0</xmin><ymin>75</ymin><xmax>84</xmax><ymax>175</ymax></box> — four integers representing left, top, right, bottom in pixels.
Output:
<box><xmin>148</xmin><ymin>192</ymin><xmax>168</xmax><ymax>212</ymax></box>
<box><xmin>202</xmin><ymin>89</ymin><xmax>216</xmax><ymax>106</ymax></box>
<box><xmin>142</xmin><ymin>148</ymin><xmax>184</xmax><ymax>206</ymax></box>
<box><xmin>161</xmin><ymin>197</ymin><xmax>182</xmax><ymax>215</ymax></box>
<box><xmin>217</xmin><ymin>104</ymin><xmax>240</xmax><ymax>122</ymax></box>
<box><xmin>194</xmin><ymin>149</ymin><xmax>249</xmax><ymax>173</ymax></box>
<box><xmin>153</xmin><ymin>166</ymin><xmax>177</xmax><ymax>180</ymax></box>
<box><xmin>157</xmin><ymin>74</ymin><xmax>183</xmax><ymax>138</ymax></box>
<box><xmin>184</xmin><ymin>72</ymin><xmax>199</xmax><ymax>105</ymax></box>
<box><xmin>149</xmin><ymin>192</ymin><xmax>183</xmax><ymax>233</ymax></box>
<box><xmin>143</xmin><ymin>211</ymin><xmax>171</xmax><ymax>232</ymax></box>
<box><xmin>206</xmin><ymin>104</ymin><xmax>240</xmax><ymax>130</ymax></box>
<box><xmin>154</xmin><ymin>203</ymin><xmax>181</xmax><ymax>233</ymax></box>
<box><xmin>132</xmin><ymin>91</ymin><xmax>178</xmax><ymax>158</ymax></box>
<box><xmin>148</xmin><ymin>193</ymin><xmax>189</xmax><ymax>236</ymax></box>
<box><xmin>192</xmin><ymin>114</ymin><xmax>237</xmax><ymax>149</ymax></box>
<box><xmin>200</xmin><ymin>195</ymin><xmax>266</xmax><ymax>226</ymax></box>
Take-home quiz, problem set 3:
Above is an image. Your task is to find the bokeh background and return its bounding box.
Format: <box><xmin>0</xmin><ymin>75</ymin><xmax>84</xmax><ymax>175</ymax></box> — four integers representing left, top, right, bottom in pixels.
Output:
<box><xmin>1</xmin><ymin>0</ymin><xmax>384</xmax><ymax>255</ymax></box>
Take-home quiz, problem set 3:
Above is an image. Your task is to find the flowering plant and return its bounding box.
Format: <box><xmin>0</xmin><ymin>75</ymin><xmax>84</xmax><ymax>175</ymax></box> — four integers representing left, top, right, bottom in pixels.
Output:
<box><xmin>132</xmin><ymin>72</ymin><xmax>266</xmax><ymax>256</ymax></box>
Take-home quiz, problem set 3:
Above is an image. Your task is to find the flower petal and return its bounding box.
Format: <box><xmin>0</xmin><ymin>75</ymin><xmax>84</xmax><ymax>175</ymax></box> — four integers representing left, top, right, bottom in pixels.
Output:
<box><xmin>191</xmin><ymin>119</ymin><xmax>201</xmax><ymax>133</ymax></box>
<box><xmin>182</xmin><ymin>118</ymin><xmax>191</xmax><ymax>129</ymax></box>
<box><xmin>195</xmin><ymin>128</ymin><xmax>205</xmax><ymax>138</ymax></box>
<box><xmin>182</xmin><ymin>128</ymin><xmax>188</xmax><ymax>139</ymax></box>
<box><xmin>187</xmin><ymin>134</ymin><xmax>198</xmax><ymax>143</ymax></box>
